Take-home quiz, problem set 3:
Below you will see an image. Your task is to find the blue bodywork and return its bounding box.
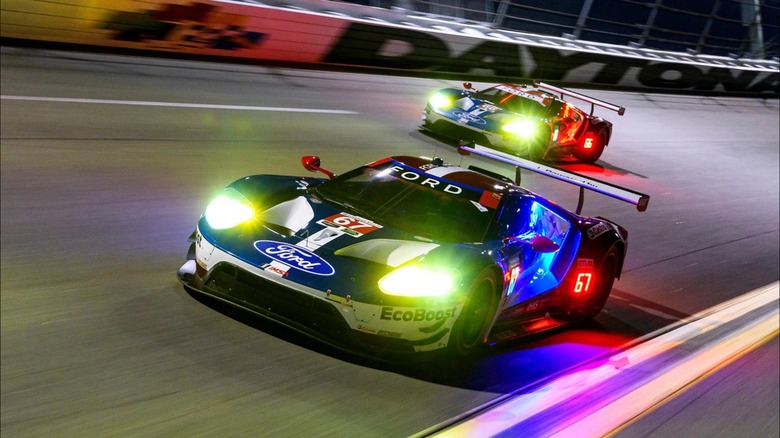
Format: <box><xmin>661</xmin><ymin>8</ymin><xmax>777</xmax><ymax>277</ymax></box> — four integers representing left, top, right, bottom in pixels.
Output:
<box><xmin>178</xmin><ymin>156</ymin><xmax>627</xmax><ymax>356</ymax></box>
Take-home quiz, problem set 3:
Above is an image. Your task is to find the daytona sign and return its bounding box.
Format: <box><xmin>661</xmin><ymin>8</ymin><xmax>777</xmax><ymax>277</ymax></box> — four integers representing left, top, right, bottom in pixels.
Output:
<box><xmin>325</xmin><ymin>23</ymin><xmax>778</xmax><ymax>95</ymax></box>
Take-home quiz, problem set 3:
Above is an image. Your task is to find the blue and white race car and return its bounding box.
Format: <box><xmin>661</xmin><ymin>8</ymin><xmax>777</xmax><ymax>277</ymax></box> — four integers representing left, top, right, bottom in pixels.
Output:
<box><xmin>422</xmin><ymin>82</ymin><xmax>625</xmax><ymax>163</ymax></box>
<box><xmin>177</xmin><ymin>147</ymin><xmax>649</xmax><ymax>359</ymax></box>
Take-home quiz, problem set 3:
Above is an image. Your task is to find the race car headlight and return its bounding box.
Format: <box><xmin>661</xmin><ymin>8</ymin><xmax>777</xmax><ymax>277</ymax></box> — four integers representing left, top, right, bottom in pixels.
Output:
<box><xmin>378</xmin><ymin>265</ymin><xmax>455</xmax><ymax>297</ymax></box>
<box><xmin>502</xmin><ymin>120</ymin><xmax>538</xmax><ymax>138</ymax></box>
<box><xmin>429</xmin><ymin>92</ymin><xmax>452</xmax><ymax>110</ymax></box>
<box><xmin>204</xmin><ymin>190</ymin><xmax>254</xmax><ymax>229</ymax></box>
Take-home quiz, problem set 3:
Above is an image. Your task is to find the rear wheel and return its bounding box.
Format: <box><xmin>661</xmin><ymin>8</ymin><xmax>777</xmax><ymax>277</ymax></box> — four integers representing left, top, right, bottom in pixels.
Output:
<box><xmin>447</xmin><ymin>268</ymin><xmax>499</xmax><ymax>357</ymax></box>
<box><xmin>576</xmin><ymin>130</ymin><xmax>607</xmax><ymax>163</ymax></box>
<box><xmin>569</xmin><ymin>247</ymin><xmax>619</xmax><ymax>321</ymax></box>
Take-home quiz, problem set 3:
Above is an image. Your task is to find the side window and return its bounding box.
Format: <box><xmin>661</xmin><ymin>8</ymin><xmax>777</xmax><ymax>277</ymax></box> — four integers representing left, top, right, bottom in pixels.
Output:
<box><xmin>498</xmin><ymin>198</ymin><xmax>570</xmax><ymax>246</ymax></box>
<box><xmin>530</xmin><ymin>202</ymin><xmax>570</xmax><ymax>247</ymax></box>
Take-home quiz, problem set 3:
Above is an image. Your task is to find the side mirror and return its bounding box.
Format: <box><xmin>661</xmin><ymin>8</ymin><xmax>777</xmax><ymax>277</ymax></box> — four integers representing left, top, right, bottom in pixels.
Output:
<box><xmin>463</xmin><ymin>82</ymin><xmax>474</xmax><ymax>90</ymax></box>
<box><xmin>504</xmin><ymin>234</ymin><xmax>560</xmax><ymax>253</ymax></box>
<box><xmin>528</xmin><ymin>235</ymin><xmax>560</xmax><ymax>253</ymax></box>
<box><xmin>301</xmin><ymin>156</ymin><xmax>335</xmax><ymax>179</ymax></box>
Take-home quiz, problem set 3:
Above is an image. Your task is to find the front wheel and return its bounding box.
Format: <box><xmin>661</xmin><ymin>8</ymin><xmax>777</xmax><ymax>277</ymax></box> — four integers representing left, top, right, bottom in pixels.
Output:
<box><xmin>447</xmin><ymin>268</ymin><xmax>499</xmax><ymax>358</ymax></box>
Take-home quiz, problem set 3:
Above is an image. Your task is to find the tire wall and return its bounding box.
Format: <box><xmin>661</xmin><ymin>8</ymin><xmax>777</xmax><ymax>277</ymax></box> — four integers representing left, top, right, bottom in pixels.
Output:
<box><xmin>1</xmin><ymin>0</ymin><xmax>777</xmax><ymax>95</ymax></box>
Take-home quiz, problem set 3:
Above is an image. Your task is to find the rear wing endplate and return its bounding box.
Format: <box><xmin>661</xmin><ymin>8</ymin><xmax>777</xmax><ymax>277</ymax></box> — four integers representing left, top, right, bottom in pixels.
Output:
<box><xmin>536</xmin><ymin>82</ymin><xmax>625</xmax><ymax>116</ymax></box>
<box><xmin>459</xmin><ymin>144</ymin><xmax>649</xmax><ymax>213</ymax></box>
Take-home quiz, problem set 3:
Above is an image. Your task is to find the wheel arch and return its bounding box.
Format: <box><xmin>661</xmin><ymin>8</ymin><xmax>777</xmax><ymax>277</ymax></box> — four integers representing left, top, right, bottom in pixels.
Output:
<box><xmin>589</xmin><ymin>118</ymin><xmax>613</xmax><ymax>146</ymax></box>
<box><xmin>612</xmin><ymin>240</ymin><xmax>626</xmax><ymax>279</ymax></box>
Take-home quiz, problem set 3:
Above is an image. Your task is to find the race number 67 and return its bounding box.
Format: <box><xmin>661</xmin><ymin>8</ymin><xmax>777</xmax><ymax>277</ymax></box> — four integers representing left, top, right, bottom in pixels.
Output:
<box><xmin>574</xmin><ymin>272</ymin><xmax>592</xmax><ymax>293</ymax></box>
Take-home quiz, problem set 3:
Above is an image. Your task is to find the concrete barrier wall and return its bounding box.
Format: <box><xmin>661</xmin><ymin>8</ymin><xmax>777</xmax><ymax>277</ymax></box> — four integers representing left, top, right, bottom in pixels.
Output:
<box><xmin>1</xmin><ymin>0</ymin><xmax>777</xmax><ymax>95</ymax></box>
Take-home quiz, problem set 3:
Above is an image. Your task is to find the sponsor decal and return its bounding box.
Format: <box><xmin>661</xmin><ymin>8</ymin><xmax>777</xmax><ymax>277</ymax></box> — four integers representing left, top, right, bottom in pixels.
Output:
<box><xmin>387</xmin><ymin>166</ymin><xmax>463</xmax><ymax>195</ymax></box>
<box><xmin>253</xmin><ymin>240</ymin><xmax>335</xmax><ymax>276</ymax></box>
<box><xmin>577</xmin><ymin>258</ymin><xmax>594</xmax><ymax>269</ymax></box>
<box><xmin>452</xmin><ymin>110</ymin><xmax>487</xmax><ymax>124</ymax></box>
<box><xmin>471</xmin><ymin>201</ymin><xmax>488</xmax><ymax>213</ymax></box>
<box><xmin>505</xmin><ymin>297</ymin><xmax>549</xmax><ymax>317</ymax></box>
<box><xmin>318</xmin><ymin>213</ymin><xmax>382</xmax><ymax>237</ymax></box>
<box><xmin>478</xmin><ymin>191</ymin><xmax>502</xmax><ymax>209</ymax></box>
<box><xmin>324</xmin><ymin>23</ymin><xmax>777</xmax><ymax>94</ymax></box>
<box><xmin>478</xmin><ymin>103</ymin><xmax>500</xmax><ymax>112</ymax></box>
<box><xmin>380</xmin><ymin>306</ymin><xmax>456</xmax><ymax>322</ymax></box>
<box><xmin>496</xmin><ymin>84</ymin><xmax>548</xmax><ymax>104</ymax></box>
<box><xmin>260</xmin><ymin>261</ymin><xmax>290</xmax><ymax>277</ymax></box>
<box><xmin>587</xmin><ymin>223</ymin><xmax>611</xmax><ymax>240</ymax></box>
<box><xmin>102</xmin><ymin>2</ymin><xmax>265</xmax><ymax>50</ymax></box>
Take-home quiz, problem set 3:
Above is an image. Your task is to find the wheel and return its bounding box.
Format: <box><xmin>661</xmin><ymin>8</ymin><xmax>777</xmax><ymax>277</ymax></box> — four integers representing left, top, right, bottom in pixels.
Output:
<box><xmin>447</xmin><ymin>268</ymin><xmax>499</xmax><ymax>357</ymax></box>
<box><xmin>576</xmin><ymin>130</ymin><xmax>607</xmax><ymax>163</ymax></box>
<box><xmin>526</xmin><ymin>125</ymin><xmax>552</xmax><ymax>162</ymax></box>
<box><xmin>527</xmin><ymin>141</ymin><xmax>545</xmax><ymax>162</ymax></box>
<box><xmin>569</xmin><ymin>247</ymin><xmax>619</xmax><ymax>321</ymax></box>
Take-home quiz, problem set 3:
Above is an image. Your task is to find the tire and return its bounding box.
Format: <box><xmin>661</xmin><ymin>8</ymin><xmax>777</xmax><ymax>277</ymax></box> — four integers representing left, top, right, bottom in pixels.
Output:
<box><xmin>576</xmin><ymin>130</ymin><xmax>607</xmax><ymax>164</ymax></box>
<box><xmin>569</xmin><ymin>247</ymin><xmax>619</xmax><ymax>321</ymax></box>
<box><xmin>526</xmin><ymin>125</ymin><xmax>552</xmax><ymax>162</ymax></box>
<box><xmin>447</xmin><ymin>268</ymin><xmax>500</xmax><ymax>357</ymax></box>
<box><xmin>527</xmin><ymin>141</ymin><xmax>545</xmax><ymax>162</ymax></box>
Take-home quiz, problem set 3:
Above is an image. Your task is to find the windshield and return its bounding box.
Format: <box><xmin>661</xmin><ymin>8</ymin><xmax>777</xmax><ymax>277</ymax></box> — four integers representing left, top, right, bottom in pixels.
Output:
<box><xmin>313</xmin><ymin>162</ymin><xmax>499</xmax><ymax>243</ymax></box>
<box><xmin>474</xmin><ymin>87</ymin><xmax>549</xmax><ymax>117</ymax></box>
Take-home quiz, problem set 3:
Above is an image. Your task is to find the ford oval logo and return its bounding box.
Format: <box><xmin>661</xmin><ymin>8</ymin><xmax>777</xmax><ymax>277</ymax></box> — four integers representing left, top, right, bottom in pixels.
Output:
<box><xmin>253</xmin><ymin>240</ymin><xmax>335</xmax><ymax>276</ymax></box>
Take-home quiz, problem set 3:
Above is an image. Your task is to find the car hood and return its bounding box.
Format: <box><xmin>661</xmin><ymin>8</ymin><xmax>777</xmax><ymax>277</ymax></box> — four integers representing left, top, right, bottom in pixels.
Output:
<box><xmin>440</xmin><ymin>96</ymin><xmax>533</xmax><ymax>129</ymax></box>
<box><xmin>197</xmin><ymin>175</ymin><xmax>487</xmax><ymax>301</ymax></box>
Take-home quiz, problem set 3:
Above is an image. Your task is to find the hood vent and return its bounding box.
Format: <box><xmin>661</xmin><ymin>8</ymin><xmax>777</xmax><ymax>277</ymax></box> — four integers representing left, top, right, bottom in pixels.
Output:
<box><xmin>334</xmin><ymin>239</ymin><xmax>439</xmax><ymax>267</ymax></box>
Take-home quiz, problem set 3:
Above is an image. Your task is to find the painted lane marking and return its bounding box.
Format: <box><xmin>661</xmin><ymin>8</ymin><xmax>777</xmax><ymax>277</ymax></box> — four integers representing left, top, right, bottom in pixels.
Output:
<box><xmin>421</xmin><ymin>282</ymin><xmax>779</xmax><ymax>438</ymax></box>
<box><xmin>0</xmin><ymin>95</ymin><xmax>358</xmax><ymax>114</ymax></box>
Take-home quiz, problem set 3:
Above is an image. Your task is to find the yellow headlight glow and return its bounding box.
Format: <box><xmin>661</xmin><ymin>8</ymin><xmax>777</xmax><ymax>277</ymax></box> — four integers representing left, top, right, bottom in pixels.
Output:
<box><xmin>502</xmin><ymin>120</ymin><xmax>538</xmax><ymax>137</ymax></box>
<box><xmin>205</xmin><ymin>193</ymin><xmax>254</xmax><ymax>229</ymax></box>
<box><xmin>429</xmin><ymin>93</ymin><xmax>452</xmax><ymax>110</ymax></box>
<box><xmin>378</xmin><ymin>265</ymin><xmax>455</xmax><ymax>297</ymax></box>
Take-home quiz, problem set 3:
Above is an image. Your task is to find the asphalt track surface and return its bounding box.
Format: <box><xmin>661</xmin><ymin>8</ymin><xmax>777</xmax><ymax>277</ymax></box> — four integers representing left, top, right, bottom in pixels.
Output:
<box><xmin>1</xmin><ymin>47</ymin><xmax>778</xmax><ymax>437</ymax></box>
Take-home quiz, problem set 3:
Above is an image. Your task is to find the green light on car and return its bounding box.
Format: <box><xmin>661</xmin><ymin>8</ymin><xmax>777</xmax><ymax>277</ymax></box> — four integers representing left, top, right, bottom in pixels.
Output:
<box><xmin>429</xmin><ymin>93</ymin><xmax>452</xmax><ymax>110</ymax></box>
<box><xmin>378</xmin><ymin>265</ymin><xmax>455</xmax><ymax>297</ymax></box>
<box><xmin>204</xmin><ymin>191</ymin><xmax>254</xmax><ymax>229</ymax></box>
<box><xmin>502</xmin><ymin>120</ymin><xmax>538</xmax><ymax>137</ymax></box>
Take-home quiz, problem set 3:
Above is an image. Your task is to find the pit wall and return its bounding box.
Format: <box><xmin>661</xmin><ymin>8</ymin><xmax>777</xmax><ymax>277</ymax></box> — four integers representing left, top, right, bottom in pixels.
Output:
<box><xmin>1</xmin><ymin>0</ymin><xmax>777</xmax><ymax>95</ymax></box>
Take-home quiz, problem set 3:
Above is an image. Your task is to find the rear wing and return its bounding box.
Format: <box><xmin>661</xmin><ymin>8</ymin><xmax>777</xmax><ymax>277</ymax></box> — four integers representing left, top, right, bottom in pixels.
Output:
<box><xmin>536</xmin><ymin>82</ymin><xmax>625</xmax><ymax>116</ymax></box>
<box><xmin>459</xmin><ymin>144</ymin><xmax>649</xmax><ymax>213</ymax></box>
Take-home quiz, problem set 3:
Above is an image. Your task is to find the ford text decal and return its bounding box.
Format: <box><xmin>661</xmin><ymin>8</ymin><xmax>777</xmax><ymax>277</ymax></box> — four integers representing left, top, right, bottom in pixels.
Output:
<box><xmin>387</xmin><ymin>166</ymin><xmax>463</xmax><ymax>195</ymax></box>
<box><xmin>253</xmin><ymin>241</ymin><xmax>335</xmax><ymax>276</ymax></box>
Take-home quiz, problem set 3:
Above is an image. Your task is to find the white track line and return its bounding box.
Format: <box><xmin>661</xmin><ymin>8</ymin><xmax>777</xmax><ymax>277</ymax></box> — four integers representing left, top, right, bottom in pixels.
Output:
<box><xmin>0</xmin><ymin>95</ymin><xmax>358</xmax><ymax>114</ymax></box>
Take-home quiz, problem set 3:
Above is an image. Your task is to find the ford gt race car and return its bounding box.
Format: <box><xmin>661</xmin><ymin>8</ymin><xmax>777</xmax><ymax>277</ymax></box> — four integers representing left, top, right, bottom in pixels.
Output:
<box><xmin>421</xmin><ymin>82</ymin><xmax>625</xmax><ymax>163</ymax></box>
<box><xmin>177</xmin><ymin>147</ymin><xmax>649</xmax><ymax>360</ymax></box>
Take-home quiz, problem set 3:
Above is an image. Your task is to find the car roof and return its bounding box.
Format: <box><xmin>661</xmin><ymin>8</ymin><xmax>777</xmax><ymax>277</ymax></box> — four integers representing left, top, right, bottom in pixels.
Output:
<box><xmin>494</xmin><ymin>84</ymin><xmax>561</xmax><ymax>106</ymax></box>
<box><xmin>383</xmin><ymin>156</ymin><xmax>525</xmax><ymax>195</ymax></box>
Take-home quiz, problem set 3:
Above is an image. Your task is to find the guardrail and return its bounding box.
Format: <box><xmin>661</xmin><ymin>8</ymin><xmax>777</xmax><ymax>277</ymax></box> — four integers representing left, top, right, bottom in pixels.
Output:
<box><xmin>344</xmin><ymin>0</ymin><xmax>780</xmax><ymax>60</ymax></box>
<box><xmin>0</xmin><ymin>0</ymin><xmax>777</xmax><ymax>96</ymax></box>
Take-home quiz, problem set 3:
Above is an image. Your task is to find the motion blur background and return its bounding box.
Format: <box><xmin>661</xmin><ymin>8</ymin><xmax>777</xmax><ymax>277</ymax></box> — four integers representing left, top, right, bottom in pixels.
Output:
<box><xmin>343</xmin><ymin>0</ymin><xmax>779</xmax><ymax>58</ymax></box>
